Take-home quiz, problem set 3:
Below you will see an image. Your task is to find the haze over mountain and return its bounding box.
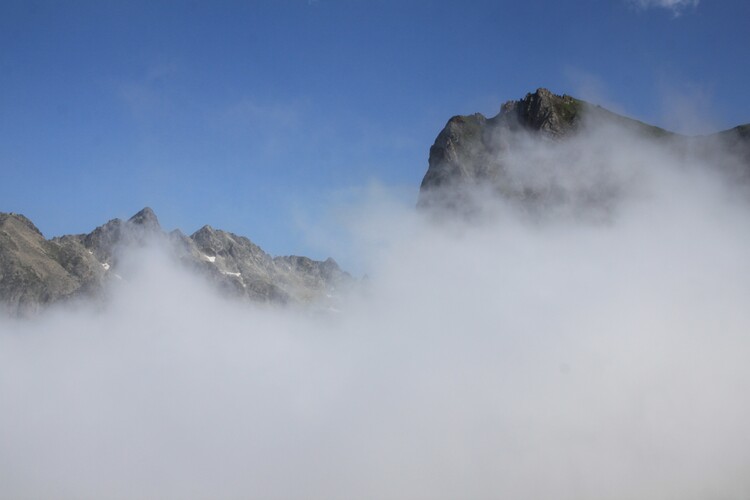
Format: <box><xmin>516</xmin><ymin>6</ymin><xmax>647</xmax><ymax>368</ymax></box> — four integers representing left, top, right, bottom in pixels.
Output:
<box><xmin>419</xmin><ymin>88</ymin><xmax>750</xmax><ymax>213</ymax></box>
<box><xmin>2</xmin><ymin>88</ymin><xmax>749</xmax><ymax>316</ymax></box>
<box><xmin>0</xmin><ymin>207</ymin><xmax>350</xmax><ymax>316</ymax></box>
<box><xmin>2</xmin><ymin>88</ymin><xmax>750</xmax><ymax>499</ymax></box>
<box><xmin>4</xmin><ymin>0</ymin><xmax>750</xmax><ymax>495</ymax></box>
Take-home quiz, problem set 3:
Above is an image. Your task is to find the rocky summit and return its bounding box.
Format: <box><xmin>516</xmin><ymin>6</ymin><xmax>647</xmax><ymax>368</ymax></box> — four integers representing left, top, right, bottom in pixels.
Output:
<box><xmin>418</xmin><ymin>88</ymin><xmax>750</xmax><ymax>211</ymax></box>
<box><xmin>0</xmin><ymin>208</ymin><xmax>351</xmax><ymax>316</ymax></box>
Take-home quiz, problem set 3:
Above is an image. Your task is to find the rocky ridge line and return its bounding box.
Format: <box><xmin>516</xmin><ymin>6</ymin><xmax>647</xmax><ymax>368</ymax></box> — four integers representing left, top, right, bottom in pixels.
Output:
<box><xmin>0</xmin><ymin>208</ymin><xmax>351</xmax><ymax>316</ymax></box>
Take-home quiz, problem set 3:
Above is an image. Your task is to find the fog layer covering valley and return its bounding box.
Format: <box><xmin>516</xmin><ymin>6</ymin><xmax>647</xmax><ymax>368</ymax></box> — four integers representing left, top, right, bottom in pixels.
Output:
<box><xmin>2</xmin><ymin>120</ymin><xmax>750</xmax><ymax>499</ymax></box>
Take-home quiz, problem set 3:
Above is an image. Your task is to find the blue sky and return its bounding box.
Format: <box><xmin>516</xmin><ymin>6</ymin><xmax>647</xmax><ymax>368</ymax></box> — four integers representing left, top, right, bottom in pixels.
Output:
<box><xmin>1</xmin><ymin>0</ymin><xmax>749</xmax><ymax>259</ymax></box>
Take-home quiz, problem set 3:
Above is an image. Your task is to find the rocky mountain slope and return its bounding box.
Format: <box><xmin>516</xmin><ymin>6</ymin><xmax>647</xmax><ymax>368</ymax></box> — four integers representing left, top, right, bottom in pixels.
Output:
<box><xmin>0</xmin><ymin>208</ymin><xmax>350</xmax><ymax>315</ymax></box>
<box><xmin>418</xmin><ymin>88</ymin><xmax>750</xmax><ymax>211</ymax></box>
<box><xmin>0</xmin><ymin>213</ymin><xmax>105</xmax><ymax>315</ymax></box>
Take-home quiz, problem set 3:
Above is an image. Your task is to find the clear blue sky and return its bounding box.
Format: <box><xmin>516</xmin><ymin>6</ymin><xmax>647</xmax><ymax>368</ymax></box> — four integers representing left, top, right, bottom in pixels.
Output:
<box><xmin>1</xmin><ymin>0</ymin><xmax>749</xmax><ymax>259</ymax></box>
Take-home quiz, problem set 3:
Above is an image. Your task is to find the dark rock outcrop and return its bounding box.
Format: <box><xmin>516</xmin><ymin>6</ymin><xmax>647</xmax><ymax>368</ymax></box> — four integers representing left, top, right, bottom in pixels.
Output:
<box><xmin>418</xmin><ymin>88</ymin><xmax>747</xmax><ymax>211</ymax></box>
<box><xmin>420</xmin><ymin>89</ymin><xmax>594</xmax><ymax>202</ymax></box>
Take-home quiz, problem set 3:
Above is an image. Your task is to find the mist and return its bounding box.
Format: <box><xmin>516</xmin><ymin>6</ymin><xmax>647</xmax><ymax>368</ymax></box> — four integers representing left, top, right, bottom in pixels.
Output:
<box><xmin>2</xmin><ymin>121</ymin><xmax>750</xmax><ymax>499</ymax></box>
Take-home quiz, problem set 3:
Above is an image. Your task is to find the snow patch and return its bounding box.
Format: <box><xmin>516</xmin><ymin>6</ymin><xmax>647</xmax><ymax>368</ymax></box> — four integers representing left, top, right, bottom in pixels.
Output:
<box><xmin>204</xmin><ymin>255</ymin><xmax>216</xmax><ymax>263</ymax></box>
<box><xmin>102</xmin><ymin>263</ymin><xmax>110</xmax><ymax>271</ymax></box>
<box><xmin>222</xmin><ymin>271</ymin><xmax>241</xmax><ymax>277</ymax></box>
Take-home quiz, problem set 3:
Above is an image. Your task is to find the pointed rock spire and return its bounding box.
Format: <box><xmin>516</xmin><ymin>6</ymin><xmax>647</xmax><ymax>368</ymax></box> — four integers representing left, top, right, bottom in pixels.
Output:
<box><xmin>127</xmin><ymin>207</ymin><xmax>161</xmax><ymax>231</ymax></box>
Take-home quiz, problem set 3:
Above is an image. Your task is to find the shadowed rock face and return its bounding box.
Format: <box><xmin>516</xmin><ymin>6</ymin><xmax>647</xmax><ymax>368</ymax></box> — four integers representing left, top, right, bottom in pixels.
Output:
<box><xmin>418</xmin><ymin>88</ymin><xmax>749</xmax><ymax>212</ymax></box>
<box><xmin>419</xmin><ymin>89</ymin><xmax>593</xmax><ymax>198</ymax></box>
<box><xmin>709</xmin><ymin>124</ymin><xmax>750</xmax><ymax>184</ymax></box>
<box><xmin>0</xmin><ymin>213</ymin><xmax>105</xmax><ymax>315</ymax></box>
<box><xmin>0</xmin><ymin>208</ymin><xmax>351</xmax><ymax>316</ymax></box>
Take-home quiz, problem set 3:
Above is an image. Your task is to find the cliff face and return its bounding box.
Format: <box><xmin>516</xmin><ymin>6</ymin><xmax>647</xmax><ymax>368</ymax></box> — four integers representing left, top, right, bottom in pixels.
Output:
<box><xmin>0</xmin><ymin>208</ymin><xmax>351</xmax><ymax>316</ymax></box>
<box><xmin>418</xmin><ymin>88</ymin><xmax>748</xmax><ymax>211</ymax></box>
<box><xmin>419</xmin><ymin>89</ymin><xmax>589</xmax><ymax>201</ymax></box>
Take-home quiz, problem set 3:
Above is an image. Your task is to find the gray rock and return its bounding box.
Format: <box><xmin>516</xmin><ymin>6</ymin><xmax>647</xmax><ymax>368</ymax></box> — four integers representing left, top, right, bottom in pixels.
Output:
<box><xmin>127</xmin><ymin>207</ymin><xmax>160</xmax><ymax>230</ymax></box>
<box><xmin>0</xmin><ymin>208</ymin><xmax>352</xmax><ymax>316</ymax></box>
<box><xmin>417</xmin><ymin>88</ymin><xmax>703</xmax><ymax>212</ymax></box>
<box><xmin>0</xmin><ymin>213</ymin><xmax>104</xmax><ymax>315</ymax></box>
<box><xmin>187</xmin><ymin>225</ymin><xmax>351</xmax><ymax>304</ymax></box>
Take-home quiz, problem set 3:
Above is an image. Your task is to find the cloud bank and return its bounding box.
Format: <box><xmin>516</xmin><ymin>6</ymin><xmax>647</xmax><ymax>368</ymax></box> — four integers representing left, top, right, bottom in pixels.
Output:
<box><xmin>1</xmin><ymin>119</ymin><xmax>749</xmax><ymax>499</ymax></box>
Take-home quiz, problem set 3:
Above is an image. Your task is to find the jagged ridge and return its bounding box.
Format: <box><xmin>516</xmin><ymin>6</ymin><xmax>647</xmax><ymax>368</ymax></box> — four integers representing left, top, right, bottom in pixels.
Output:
<box><xmin>0</xmin><ymin>208</ymin><xmax>351</xmax><ymax>315</ymax></box>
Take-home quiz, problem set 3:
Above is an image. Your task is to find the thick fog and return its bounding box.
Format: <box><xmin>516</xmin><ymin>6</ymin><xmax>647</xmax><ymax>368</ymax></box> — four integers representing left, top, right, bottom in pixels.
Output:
<box><xmin>2</xmin><ymin>121</ymin><xmax>750</xmax><ymax>499</ymax></box>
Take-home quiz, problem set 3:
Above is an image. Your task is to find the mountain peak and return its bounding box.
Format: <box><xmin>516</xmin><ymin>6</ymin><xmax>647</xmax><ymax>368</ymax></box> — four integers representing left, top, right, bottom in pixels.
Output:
<box><xmin>417</xmin><ymin>88</ymin><xmax>679</xmax><ymax>210</ymax></box>
<box><xmin>0</xmin><ymin>212</ymin><xmax>44</xmax><ymax>238</ymax></box>
<box><xmin>127</xmin><ymin>207</ymin><xmax>160</xmax><ymax>230</ymax></box>
<box><xmin>498</xmin><ymin>88</ymin><xmax>583</xmax><ymax>136</ymax></box>
<box><xmin>1</xmin><ymin>209</ymin><xmax>353</xmax><ymax>315</ymax></box>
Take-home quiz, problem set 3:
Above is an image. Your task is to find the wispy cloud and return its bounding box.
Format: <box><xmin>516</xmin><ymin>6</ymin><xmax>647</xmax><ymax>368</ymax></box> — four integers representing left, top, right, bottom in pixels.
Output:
<box><xmin>562</xmin><ymin>68</ymin><xmax>627</xmax><ymax>116</ymax></box>
<box><xmin>114</xmin><ymin>61</ymin><xmax>183</xmax><ymax>120</ymax></box>
<box><xmin>630</xmin><ymin>0</ymin><xmax>700</xmax><ymax>15</ymax></box>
